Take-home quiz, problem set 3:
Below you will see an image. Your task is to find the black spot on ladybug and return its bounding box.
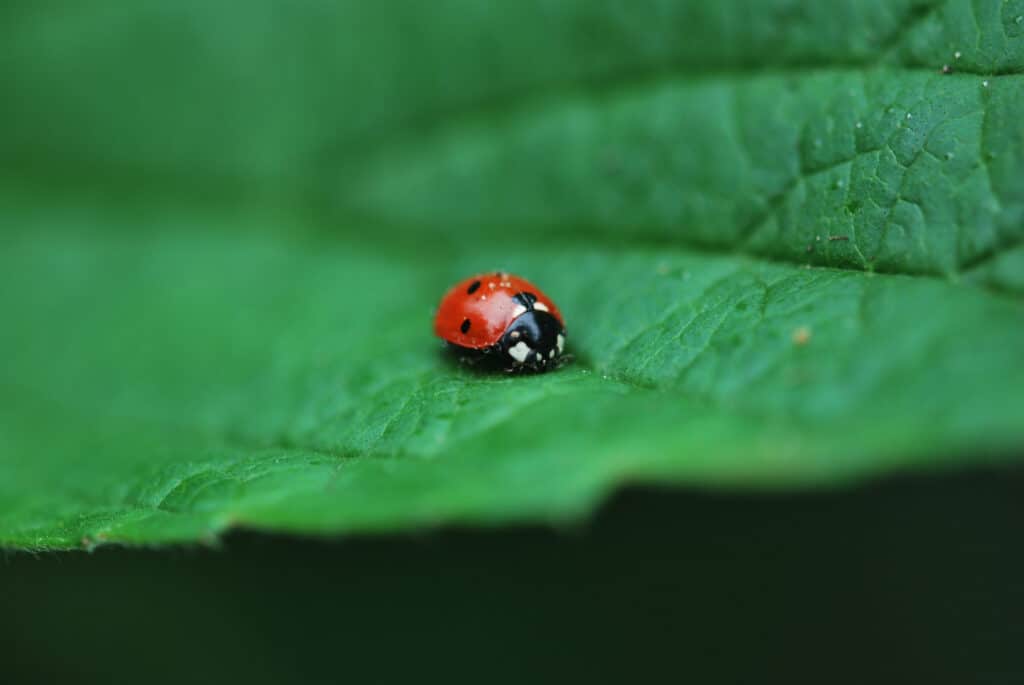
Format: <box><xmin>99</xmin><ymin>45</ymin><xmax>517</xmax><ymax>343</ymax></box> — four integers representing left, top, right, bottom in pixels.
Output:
<box><xmin>460</xmin><ymin>318</ymin><xmax>471</xmax><ymax>333</ymax></box>
<box><xmin>467</xmin><ymin>280</ymin><xmax>481</xmax><ymax>295</ymax></box>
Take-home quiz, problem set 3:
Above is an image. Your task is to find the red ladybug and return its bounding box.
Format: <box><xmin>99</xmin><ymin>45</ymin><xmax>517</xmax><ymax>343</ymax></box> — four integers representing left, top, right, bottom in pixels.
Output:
<box><xmin>434</xmin><ymin>272</ymin><xmax>567</xmax><ymax>372</ymax></box>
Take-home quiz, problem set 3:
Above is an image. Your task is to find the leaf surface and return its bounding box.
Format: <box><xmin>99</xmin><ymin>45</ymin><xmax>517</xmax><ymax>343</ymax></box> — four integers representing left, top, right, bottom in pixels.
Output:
<box><xmin>1</xmin><ymin>0</ymin><xmax>1023</xmax><ymax>549</ymax></box>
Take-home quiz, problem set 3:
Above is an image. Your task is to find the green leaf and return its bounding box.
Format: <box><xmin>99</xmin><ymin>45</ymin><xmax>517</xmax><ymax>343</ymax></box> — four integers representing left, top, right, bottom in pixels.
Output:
<box><xmin>2</xmin><ymin>0</ymin><xmax>1023</xmax><ymax>550</ymax></box>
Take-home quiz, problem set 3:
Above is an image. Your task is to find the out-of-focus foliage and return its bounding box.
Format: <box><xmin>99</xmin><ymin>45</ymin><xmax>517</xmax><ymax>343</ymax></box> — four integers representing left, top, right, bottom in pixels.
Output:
<box><xmin>6</xmin><ymin>474</ymin><xmax>1024</xmax><ymax>684</ymax></box>
<box><xmin>1</xmin><ymin>0</ymin><xmax>1022</xmax><ymax>550</ymax></box>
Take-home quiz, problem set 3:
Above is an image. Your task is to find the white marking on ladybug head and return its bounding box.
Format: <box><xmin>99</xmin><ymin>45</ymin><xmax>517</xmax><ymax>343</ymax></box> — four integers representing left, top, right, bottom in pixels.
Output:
<box><xmin>535</xmin><ymin>352</ymin><xmax>542</xmax><ymax>362</ymax></box>
<box><xmin>533</xmin><ymin>302</ymin><xmax>549</xmax><ymax>312</ymax></box>
<box><xmin>511</xmin><ymin>304</ymin><xmax>527</xmax><ymax>319</ymax></box>
<box><xmin>508</xmin><ymin>341</ymin><xmax>531</xmax><ymax>363</ymax></box>
<box><xmin>556</xmin><ymin>334</ymin><xmax>565</xmax><ymax>353</ymax></box>
<box><xmin>549</xmin><ymin>348</ymin><xmax>556</xmax><ymax>359</ymax></box>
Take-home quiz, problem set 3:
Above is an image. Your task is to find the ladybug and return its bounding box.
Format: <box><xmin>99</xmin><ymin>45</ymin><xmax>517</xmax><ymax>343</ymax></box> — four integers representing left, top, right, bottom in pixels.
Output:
<box><xmin>434</xmin><ymin>272</ymin><xmax>567</xmax><ymax>372</ymax></box>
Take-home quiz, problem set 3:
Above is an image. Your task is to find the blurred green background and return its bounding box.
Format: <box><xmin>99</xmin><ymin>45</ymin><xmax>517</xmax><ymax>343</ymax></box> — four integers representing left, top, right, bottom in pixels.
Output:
<box><xmin>2</xmin><ymin>1</ymin><xmax>1024</xmax><ymax>679</ymax></box>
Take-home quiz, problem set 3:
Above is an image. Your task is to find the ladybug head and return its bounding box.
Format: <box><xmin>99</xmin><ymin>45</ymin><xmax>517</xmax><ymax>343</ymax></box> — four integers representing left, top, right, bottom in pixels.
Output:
<box><xmin>499</xmin><ymin>307</ymin><xmax>565</xmax><ymax>370</ymax></box>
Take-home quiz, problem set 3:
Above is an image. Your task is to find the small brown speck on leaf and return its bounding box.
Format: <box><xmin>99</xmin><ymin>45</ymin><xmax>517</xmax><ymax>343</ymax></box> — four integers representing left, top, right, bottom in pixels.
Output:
<box><xmin>792</xmin><ymin>326</ymin><xmax>812</xmax><ymax>346</ymax></box>
<box><xmin>828</xmin><ymin>235</ymin><xmax>850</xmax><ymax>242</ymax></box>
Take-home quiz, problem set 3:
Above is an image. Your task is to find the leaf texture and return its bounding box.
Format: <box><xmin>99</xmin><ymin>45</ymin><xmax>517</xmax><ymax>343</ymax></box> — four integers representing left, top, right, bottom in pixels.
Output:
<box><xmin>1</xmin><ymin>0</ymin><xmax>1022</xmax><ymax>549</ymax></box>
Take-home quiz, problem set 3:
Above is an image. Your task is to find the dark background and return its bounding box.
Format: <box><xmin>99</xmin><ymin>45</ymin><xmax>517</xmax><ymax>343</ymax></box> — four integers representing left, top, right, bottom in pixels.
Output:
<box><xmin>4</xmin><ymin>468</ymin><xmax>1022</xmax><ymax>684</ymax></box>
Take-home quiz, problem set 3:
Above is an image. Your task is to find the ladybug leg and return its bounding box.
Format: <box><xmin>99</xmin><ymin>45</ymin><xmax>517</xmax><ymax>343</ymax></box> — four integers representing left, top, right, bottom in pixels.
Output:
<box><xmin>460</xmin><ymin>352</ymin><xmax>501</xmax><ymax>369</ymax></box>
<box><xmin>551</xmin><ymin>353</ymin><xmax>574</xmax><ymax>370</ymax></box>
<box><xmin>442</xmin><ymin>342</ymin><xmax>486</xmax><ymax>368</ymax></box>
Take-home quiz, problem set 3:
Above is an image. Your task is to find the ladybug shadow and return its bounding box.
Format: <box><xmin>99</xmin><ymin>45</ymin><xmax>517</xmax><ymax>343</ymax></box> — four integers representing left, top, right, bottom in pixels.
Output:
<box><xmin>438</xmin><ymin>343</ymin><xmax>576</xmax><ymax>377</ymax></box>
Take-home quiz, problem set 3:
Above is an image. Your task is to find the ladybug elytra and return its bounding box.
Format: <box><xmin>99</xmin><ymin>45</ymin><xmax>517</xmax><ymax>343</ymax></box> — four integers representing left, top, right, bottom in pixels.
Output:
<box><xmin>434</xmin><ymin>272</ymin><xmax>566</xmax><ymax>372</ymax></box>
